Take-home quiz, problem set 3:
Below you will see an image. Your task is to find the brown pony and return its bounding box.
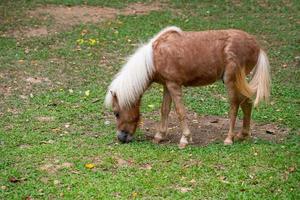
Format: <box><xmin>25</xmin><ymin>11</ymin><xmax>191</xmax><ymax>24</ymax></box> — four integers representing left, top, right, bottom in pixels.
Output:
<box><xmin>105</xmin><ymin>26</ymin><xmax>270</xmax><ymax>148</ymax></box>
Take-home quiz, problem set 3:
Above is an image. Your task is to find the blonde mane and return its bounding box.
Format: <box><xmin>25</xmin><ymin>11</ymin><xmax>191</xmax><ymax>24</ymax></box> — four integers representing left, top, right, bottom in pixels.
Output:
<box><xmin>105</xmin><ymin>26</ymin><xmax>182</xmax><ymax>109</ymax></box>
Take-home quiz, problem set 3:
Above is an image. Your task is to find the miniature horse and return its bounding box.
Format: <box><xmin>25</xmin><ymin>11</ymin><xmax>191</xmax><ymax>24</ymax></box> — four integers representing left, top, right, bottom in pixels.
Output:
<box><xmin>105</xmin><ymin>26</ymin><xmax>270</xmax><ymax>148</ymax></box>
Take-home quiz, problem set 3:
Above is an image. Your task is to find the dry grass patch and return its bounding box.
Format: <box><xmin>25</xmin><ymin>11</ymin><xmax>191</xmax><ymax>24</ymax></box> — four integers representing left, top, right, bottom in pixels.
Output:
<box><xmin>7</xmin><ymin>2</ymin><xmax>164</xmax><ymax>38</ymax></box>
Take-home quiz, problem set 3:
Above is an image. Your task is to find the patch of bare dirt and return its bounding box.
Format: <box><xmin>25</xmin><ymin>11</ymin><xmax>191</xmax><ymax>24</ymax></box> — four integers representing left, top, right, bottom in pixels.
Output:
<box><xmin>140</xmin><ymin>111</ymin><xmax>289</xmax><ymax>146</ymax></box>
<box><xmin>0</xmin><ymin>84</ymin><xmax>12</xmax><ymax>98</ymax></box>
<box><xmin>40</xmin><ymin>160</ymin><xmax>74</xmax><ymax>174</ymax></box>
<box><xmin>36</xmin><ymin>116</ymin><xmax>55</xmax><ymax>122</ymax></box>
<box><xmin>231</xmin><ymin>0</ymin><xmax>242</xmax><ymax>6</ymax></box>
<box><xmin>26</xmin><ymin>76</ymin><xmax>50</xmax><ymax>84</ymax></box>
<box><xmin>8</xmin><ymin>2</ymin><xmax>164</xmax><ymax>38</ymax></box>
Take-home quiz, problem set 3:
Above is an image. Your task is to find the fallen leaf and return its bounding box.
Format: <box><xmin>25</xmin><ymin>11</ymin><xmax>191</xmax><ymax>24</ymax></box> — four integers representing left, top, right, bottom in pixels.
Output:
<box><xmin>19</xmin><ymin>95</ymin><xmax>28</xmax><ymax>99</ymax></box>
<box><xmin>48</xmin><ymin>102</ymin><xmax>58</xmax><ymax>107</ymax></box>
<box><xmin>266</xmin><ymin>129</ymin><xmax>275</xmax><ymax>135</ymax></box>
<box><xmin>139</xmin><ymin>119</ymin><xmax>144</xmax><ymax>126</ymax></box>
<box><xmin>116</xmin><ymin>158</ymin><xmax>134</xmax><ymax>167</ymax></box>
<box><xmin>210</xmin><ymin>119</ymin><xmax>219</xmax><ymax>123</ymax></box>
<box><xmin>140</xmin><ymin>163</ymin><xmax>152</xmax><ymax>170</ymax></box>
<box><xmin>36</xmin><ymin>116</ymin><xmax>54</xmax><ymax>122</ymax></box>
<box><xmin>24</xmin><ymin>196</ymin><xmax>31</xmax><ymax>200</ymax></box>
<box><xmin>85</xmin><ymin>163</ymin><xmax>95</xmax><ymax>169</ymax></box>
<box><xmin>40</xmin><ymin>163</ymin><xmax>57</xmax><ymax>173</ymax></box>
<box><xmin>18</xmin><ymin>59</ymin><xmax>25</xmax><ymax>64</ymax></box>
<box><xmin>61</xmin><ymin>162</ymin><xmax>74</xmax><ymax>168</ymax></box>
<box><xmin>1</xmin><ymin>185</ymin><xmax>7</xmax><ymax>190</ymax></box>
<box><xmin>85</xmin><ymin>90</ymin><xmax>90</xmax><ymax>96</ymax></box>
<box><xmin>40</xmin><ymin>140</ymin><xmax>55</xmax><ymax>144</ymax></box>
<box><xmin>288</xmin><ymin>166</ymin><xmax>296</xmax><ymax>173</ymax></box>
<box><xmin>40</xmin><ymin>177</ymin><xmax>49</xmax><ymax>184</ymax></box>
<box><xmin>178</xmin><ymin>187</ymin><xmax>192</xmax><ymax>193</ymax></box>
<box><xmin>81</xmin><ymin>29</ymin><xmax>88</xmax><ymax>36</ymax></box>
<box><xmin>19</xmin><ymin>144</ymin><xmax>31</xmax><ymax>149</ymax></box>
<box><xmin>9</xmin><ymin>177</ymin><xmax>18</xmax><ymax>183</ymax></box>
<box><xmin>92</xmin><ymin>98</ymin><xmax>101</xmax><ymax>103</ymax></box>
<box><xmin>8</xmin><ymin>177</ymin><xmax>26</xmax><ymax>183</ymax></box>
<box><xmin>214</xmin><ymin>164</ymin><xmax>225</xmax><ymax>170</ymax></box>
<box><xmin>51</xmin><ymin>128</ymin><xmax>61</xmax><ymax>133</ymax></box>
<box><xmin>132</xmin><ymin>192</ymin><xmax>138</xmax><ymax>198</ymax></box>
<box><xmin>70</xmin><ymin>170</ymin><xmax>81</xmax><ymax>174</ymax></box>
<box><xmin>190</xmin><ymin>179</ymin><xmax>196</xmax><ymax>184</ymax></box>
<box><xmin>53</xmin><ymin>180</ymin><xmax>60</xmax><ymax>185</ymax></box>
<box><xmin>113</xmin><ymin>192</ymin><xmax>122</xmax><ymax>198</ymax></box>
<box><xmin>24</xmin><ymin>47</ymin><xmax>30</xmax><ymax>54</ymax></box>
<box><xmin>147</xmin><ymin>104</ymin><xmax>154</xmax><ymax>108</ymax></box>
<box><xmin>219</xmin><ymin>176</ymin><xmax>229</xmax><ymax>183</ymax></box>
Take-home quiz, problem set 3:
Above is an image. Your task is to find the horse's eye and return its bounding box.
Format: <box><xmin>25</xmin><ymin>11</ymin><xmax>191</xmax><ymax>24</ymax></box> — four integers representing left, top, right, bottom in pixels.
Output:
<box><xmin>114</xmin><ymin>112</ymin><xmax>120</xmax><ymax>118</ymax></box>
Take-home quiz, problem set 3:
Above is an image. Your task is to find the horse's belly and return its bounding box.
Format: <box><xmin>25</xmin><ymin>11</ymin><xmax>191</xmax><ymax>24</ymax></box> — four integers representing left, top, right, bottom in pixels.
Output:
<box><xmin>182</xmin><ymin>62</ymin><xmax>223</xmax><ymax>86</ymax></box>
<box><xmin>183</xmin><ymin>72</ymin><xmax>220</xmax><ymax>86</ymax></box>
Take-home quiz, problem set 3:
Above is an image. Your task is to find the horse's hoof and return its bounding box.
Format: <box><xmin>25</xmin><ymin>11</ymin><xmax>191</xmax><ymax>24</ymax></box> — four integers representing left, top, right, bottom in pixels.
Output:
<box><xmin>153</xmin><ymin>138</ymin><xmax>161</xmax><ymax>144</ymax></box>
<box><xmin>179</xmin><ymin>135</ymin><xmax>190</xmax><ymax>149</ymax></box>
<box><xmin>153</xmin><ymin>135</ymin><xmax>163</xmax><ymax>144</ymax></box>
<box><xmin>224</xmin><ymin>138</ymin><xmax>233</xmax><ymax>145</ymax></box>
<box><xmin>178</xmin><ymin>142</ymin><xmax>188</xmax><ymax>149</ymax></box>
<box><xmin>236</xmin><ymin>132</ymin><xmax>250</xmax><ymax>141</ymax></box>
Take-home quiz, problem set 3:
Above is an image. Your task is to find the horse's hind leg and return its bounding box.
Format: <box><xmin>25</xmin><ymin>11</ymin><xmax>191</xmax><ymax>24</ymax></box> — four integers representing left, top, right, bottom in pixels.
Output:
<box><xmin>224</xmin><ymin>86</ymin><xmax>240</xmax><ymax>145</ymax></box>
<box><xmin>154</xmin><ymin>85</ymin><xmax>172</xmax><ymax>143</ymax></box>
<box><xmin>223</xmin><ymin>63</ymin><xmax>243</xmax><ymax>145</ymax></box>
<box><xmin>236</xmin><ymin>98</ymin><xmax>252</xmax><ymax>140</ymax></box>
<box><xmin>166</xmin><ymin>82</ymin><xmax>192</xmax><ymax>149</ymax></box>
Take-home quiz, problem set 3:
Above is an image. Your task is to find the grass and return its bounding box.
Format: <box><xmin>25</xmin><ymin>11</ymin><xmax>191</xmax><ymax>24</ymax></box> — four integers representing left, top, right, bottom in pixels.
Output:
<box><xmin>0</xmin><ymin>0</ymin><xmax>299</xmax><ymax>199</ymax></box>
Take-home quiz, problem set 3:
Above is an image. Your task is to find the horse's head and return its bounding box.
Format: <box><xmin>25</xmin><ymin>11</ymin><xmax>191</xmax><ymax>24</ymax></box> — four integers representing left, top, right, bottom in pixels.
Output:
<box><xmin>111</xmin><ymin>92</ymin><xmax>140</xmax><ymax>143</ymax></box>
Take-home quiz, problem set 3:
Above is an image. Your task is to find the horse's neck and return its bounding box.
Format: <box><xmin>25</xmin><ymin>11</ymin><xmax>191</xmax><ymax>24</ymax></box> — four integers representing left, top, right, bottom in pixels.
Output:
<box><xmin>135</xmin><ymin>79</ymin><xmax>153</xmax><ymax>106</ymax></box>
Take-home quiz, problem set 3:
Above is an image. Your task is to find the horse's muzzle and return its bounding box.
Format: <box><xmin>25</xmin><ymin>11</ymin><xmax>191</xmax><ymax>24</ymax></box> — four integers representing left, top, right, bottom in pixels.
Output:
<box><xmin>117</xmin><ymin>131</ymin><xmax>133</xmax><ymax>143</ymax></box>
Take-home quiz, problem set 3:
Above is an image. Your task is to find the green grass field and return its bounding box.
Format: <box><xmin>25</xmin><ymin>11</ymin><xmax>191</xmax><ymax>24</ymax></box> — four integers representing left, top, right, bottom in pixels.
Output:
<box><xmin>0</xmin><ymin>0</ymin><xmax>299</xmax><ymax>199</ymax></box>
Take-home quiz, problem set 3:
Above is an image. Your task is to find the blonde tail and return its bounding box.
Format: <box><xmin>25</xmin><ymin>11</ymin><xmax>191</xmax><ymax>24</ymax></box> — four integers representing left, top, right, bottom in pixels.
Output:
<box><xmin>250</xmin><ymin>49</ymin><xmax>271</xmax><ymax>106</ymax></box>
<box><xmin>235</xmin><ymin>49</ymin><xmax>271</xmax><ymax>106</ymax></box>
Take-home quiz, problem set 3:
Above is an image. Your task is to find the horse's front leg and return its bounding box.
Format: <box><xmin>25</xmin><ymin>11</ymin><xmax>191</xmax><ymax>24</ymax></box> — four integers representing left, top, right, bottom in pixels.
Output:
<box><xmin>166</xmin><ymin>82</ymin><xmax>192</xmax><ymax>149</ymax></box>
<box><xmin>154</xmin><ymin>85</ymin><xmax>172</xmax><ymax>143</ymax></box>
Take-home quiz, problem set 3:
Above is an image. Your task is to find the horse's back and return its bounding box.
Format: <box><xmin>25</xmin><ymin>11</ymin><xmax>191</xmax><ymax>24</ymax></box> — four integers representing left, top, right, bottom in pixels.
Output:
<box><xmin>223</xmin><ymin>29</ymin><xmax>260</xmax><ymax>74</ymax></box>
<box><xmin>152</xmin><ymin>29</ymin><xmax>260</xmax><ymax>85</ymax></box>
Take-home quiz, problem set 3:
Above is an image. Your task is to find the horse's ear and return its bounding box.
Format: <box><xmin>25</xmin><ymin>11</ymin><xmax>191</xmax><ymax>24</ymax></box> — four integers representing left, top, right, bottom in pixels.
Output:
<box><xmin>110</xmin><ymin>91</ymin><xmax>119</xmax><ymax>108</ymax></box>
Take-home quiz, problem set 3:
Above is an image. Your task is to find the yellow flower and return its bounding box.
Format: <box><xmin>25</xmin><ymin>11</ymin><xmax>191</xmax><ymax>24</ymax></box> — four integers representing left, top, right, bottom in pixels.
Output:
<box><xmin>76</xmin><ymin>39</ymin><xmax>84</xmax><ymax>45</ymax></box>
<box><xmin>132</xmin><ymin>192</ymin><xmax>138</xmax><ymax>198</ymax></box>
<box><xmin>85</xmin><ymin>163</ymin><xmax>95</xmax><ymax>169</ymax></box>
<box><xmin>89</xmin><ymin>39</ymin><xmax>97</xmax><ymax>46</ymax></box>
